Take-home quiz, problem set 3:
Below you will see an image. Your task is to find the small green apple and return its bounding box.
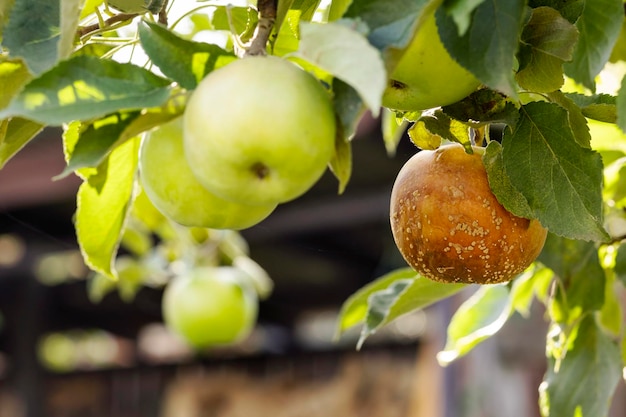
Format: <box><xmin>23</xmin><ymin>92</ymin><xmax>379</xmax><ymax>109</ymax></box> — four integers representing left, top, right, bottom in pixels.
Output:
<box><xmin>184</xmin><ymin>56</ymin><xmax>337</xmax><ymax>206</ymax></box>
<box><xmin>382</xmin><ymin>6</ymin><xmax>481</xmax><ymax>111</ymax></box>
<box><xmin>139</xmin><ymin>117</ymin><xmax>276</xmax><ymax>230</ymax></box>
<box><xmin>162</xmin><ymin>267</ymin><xmax>258</xmax><ymax>348</ymax></box>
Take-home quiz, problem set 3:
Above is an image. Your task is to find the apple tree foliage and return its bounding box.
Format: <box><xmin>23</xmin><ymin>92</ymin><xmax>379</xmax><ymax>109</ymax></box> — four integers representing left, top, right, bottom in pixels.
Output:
<box><xmin>1</xmin><ymin>0</ymin><xmax>626</xmax><ymax>415</ymax></box>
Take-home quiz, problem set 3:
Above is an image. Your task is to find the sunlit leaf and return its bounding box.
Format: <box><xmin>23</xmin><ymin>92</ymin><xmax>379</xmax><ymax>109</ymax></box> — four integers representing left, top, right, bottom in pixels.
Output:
<box><xmin>437</xmin><ymin>284</ymin><xmax>512</xmax><ymax>365</ymax></box>
<box><xmin>298</xmin><ymin>20</ymin><xmax>386</xmax><ymax>115</ymax></box>
<box><xmin>0</xmin><ymin>56</ymin><xmax>171</xmax><ymax>125</ymax></box>
<box><xmin>56</xmin><ymin>111</ymin><xmax>141</xmax><ymax>179</ymax></box>
<box><xmin>336</xmin><ymin>268</ymin><xmax>419</xmax><ymax>337</ymax></box>
<box><xmin>0</xmin><ymin>58</ymin><xmax>32</xmax><ymax>110</ymax></box>
<box><xmin>75</xmin><ymin>137</ymin><xmax>140</xmax><ymax>280</ymax></box>
<box><xmin>139</xmin><ymin>21</ymin><xmax>236</xmax><ymax>90</ymax></box>
<box><xmin>0</xmin><ymin>117</ymin><xmax>43</xmax><ymax>169</ymax></box>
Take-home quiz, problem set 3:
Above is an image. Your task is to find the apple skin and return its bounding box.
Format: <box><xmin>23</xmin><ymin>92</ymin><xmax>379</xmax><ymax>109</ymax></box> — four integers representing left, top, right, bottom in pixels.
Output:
<box><xmin>390</xmin><ymin>144</ymin><xmax>547</xmax><ymax>284</ymax></box>
<box><xmin>382</xmin><ymin>7</ymin><xmax>481</xmax><ymax>112</ymax></box>
<box><xmin>139</xmin><ymin>117</ymin><xmax>276</xmax><ymax>230</ymax></box>
<box><xmin>162</xmin><ymin>267</ymin><xmax>258</xmax><ymax>348</ymax></box>
<box><xmin>184</xmin><ymin>55</ymin><xmax>337</xmax><ymax>206</ymax></box>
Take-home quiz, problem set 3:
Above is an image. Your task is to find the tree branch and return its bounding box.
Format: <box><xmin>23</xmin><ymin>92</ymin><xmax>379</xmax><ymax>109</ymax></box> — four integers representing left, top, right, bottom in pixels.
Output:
<box><xmin>245</xmin><ymin>0</ymin><xmax>277</xmax><ymax>56</ymax></box>
<box><xmin>77</xmin><ymin>12</ymin><xmax>139</xmax><ymax>38</ymax></box>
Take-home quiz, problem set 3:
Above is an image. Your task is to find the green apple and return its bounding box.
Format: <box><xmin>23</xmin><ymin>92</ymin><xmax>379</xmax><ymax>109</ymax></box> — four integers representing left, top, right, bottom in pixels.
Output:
<box><xmin>382</xmin><ymin>6</ymin><xmax>481</xmax><ymax>111</ymax></box>
<box><xmin>162</xmin><ymin>267</ymin><xmax>258</xmax><ymax>348</ymax></box>
<box><xmin>184</xmin><ymin>56</ymin><xmax>336</xmax><ymax>206</ymax></box>
<box><xmin>139</xmin><ymin>117</ymin><xmax>276</xmax><ymax>230</ymax></box>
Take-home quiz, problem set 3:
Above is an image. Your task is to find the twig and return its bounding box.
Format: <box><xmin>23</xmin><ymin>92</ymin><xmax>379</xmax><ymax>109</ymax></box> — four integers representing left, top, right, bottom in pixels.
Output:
<box><xmin>245</xmin><ymin>0</ymin><xmax>277</xmax><ymax>56</ymax></box>
<box><xmin>78</xmin><ymin>12</ymin><xmax>139</xmax><ymax>38</ymax></box>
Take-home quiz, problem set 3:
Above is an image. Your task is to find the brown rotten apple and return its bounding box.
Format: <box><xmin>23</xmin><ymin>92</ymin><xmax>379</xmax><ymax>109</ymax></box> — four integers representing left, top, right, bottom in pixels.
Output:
<box><xmin>390</xmin><ymin>144</ymin><xmax>547</xmax><ymax>284</ymax></box>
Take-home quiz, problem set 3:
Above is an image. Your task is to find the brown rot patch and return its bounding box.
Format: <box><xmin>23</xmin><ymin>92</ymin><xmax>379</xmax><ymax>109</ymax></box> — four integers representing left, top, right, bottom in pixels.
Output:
<box><xmin>389</xmin><ymin>143</ymin><xmax>548</xmax><ymax>285</ymax></box>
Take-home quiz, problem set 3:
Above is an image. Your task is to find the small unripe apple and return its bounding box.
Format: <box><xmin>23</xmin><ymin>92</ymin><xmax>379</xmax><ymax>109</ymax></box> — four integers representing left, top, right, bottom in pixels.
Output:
<box><xmin>382</xmin><ymin>6</ymin><xmax>480</xmax><ymax>111</ymax></box>
<box><xmin>390</xmin><ymin>144</ymin><xmax>547</xmax><ymax>284</ymax></box>
<box><xmin>162</xmin><ymin>267</ymin><xmax>258</xmax><ymax>348</ymax></box>
<box><xmin>184</xmin><ymin>56</ymin><xmax>336</xmax><ymax>206</ymax></box>
<box><xmin>139</xmin><ymin>118</ymin><xmax>276</xmax><ymax>230</ymax></box>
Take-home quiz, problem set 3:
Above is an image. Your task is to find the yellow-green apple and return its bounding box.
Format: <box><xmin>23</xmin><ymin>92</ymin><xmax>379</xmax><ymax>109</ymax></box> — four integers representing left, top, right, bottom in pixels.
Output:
<box><xmin>184</xmin><ymin>56</ymin><xmax>336</xmax><ymax>206</ymax></box>
<box><xmin>139</xmin><ymin>117</ymin><xmax>276</xmax><ymax>230</ymax></box>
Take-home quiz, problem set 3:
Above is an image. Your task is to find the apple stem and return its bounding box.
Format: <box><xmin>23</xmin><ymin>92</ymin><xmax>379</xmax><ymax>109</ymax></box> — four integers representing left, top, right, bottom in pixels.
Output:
<box><xmin>245</xmin><ymin>0</ymin><xmax>277</xmax><ymax>56</ymax></box>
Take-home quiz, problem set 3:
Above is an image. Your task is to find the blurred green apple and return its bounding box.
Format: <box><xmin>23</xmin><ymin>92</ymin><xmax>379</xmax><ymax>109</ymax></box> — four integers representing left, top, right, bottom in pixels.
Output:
<box><xmin>382</xmin><ymin>6</ymin><xmax>480</xmax><ymax>111</ymax></box>
<box><xmin>139</xmin><ymin>118</ymin><xmax>276</xmax><ymax>230</ymax></box>
<box><xmin>184</xmin><ymin>56</ymin><xmax>336</xmax><ymax>206</ymax></box>
<box><xmin>162</xmin><ymin>267</ymin><xmax>258</xmax><ymax>348</ymax></box>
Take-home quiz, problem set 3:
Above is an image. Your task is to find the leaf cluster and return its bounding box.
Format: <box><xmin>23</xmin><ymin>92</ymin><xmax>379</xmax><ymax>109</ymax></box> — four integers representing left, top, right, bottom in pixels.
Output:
<box><xmin>2</xmin><ymin>1</ymin><xmax>626</xmax><ymax>415</ymax></box>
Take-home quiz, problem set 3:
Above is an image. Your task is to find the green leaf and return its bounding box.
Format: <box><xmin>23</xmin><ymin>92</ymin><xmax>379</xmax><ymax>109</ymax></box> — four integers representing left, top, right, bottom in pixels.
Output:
<box><xmin>565</xmin><ymin>92</ymin><xmax>616</xmax><ymax>123</ymax></box>
<box><xmin>335</xmin><ymin>268</ymin><xmax>465</xmax><ymax>338</ymax></box>
<box><xmin>538</xmin><ymin>233</ymin><xmax>605</xmax><ymax>323</ymax></box>
<box><xmin>0</xmin><ymin>58</ymin><xmax>32</xmax><ymax>110</ymax></box>
<box><xmin>437</xmin><ymin>285</ymin><xmax>512</xmax><ymax>365</ymax></box>
<box><xmin>381</xmin><ymin>108</ymin><xmax>409</xmax><ymax>156</ymax></box>
<box><xmin>436</xmin><ymin>0</ymin><xmax>526</xmax><ymax>98</ymax></box>
<box><xmin>441</xmin><ymin>88</ymin><xmax>519</xmax><ymax>127</ymax></box>
<box><xmin>357</xmin><ymin>275</ymin><xmax>467</xmax><ymax>347</ymax></box>
<box><xmin>515</xmin><ymin>7</ymin><xmax>579</xmax><ymax>93</ymax></box>
<box><xmin>55</xmin><ymin>111</ymin><xmax>141</xmax><ymax>179</ymax></box>
<box><xmin>332</xmin><ymin>78</ymin><xmax>366</xmax><ymax>142</ymax></box>
<box><xmin>327</xmin><ymin>0</ymin><xmax>351</xmax><ymax>21</ymax></box>
<box><xmin>563</xmin><ymin>0</ymin><xmax>623</xmax><ymax>90</ymax></box>
<box><xmin>336</xmin><ymin>268</ymin><xmax>419</xmax><ymax>337</ymax></box>
<box><xmin>546</xmin><ymin>91</ymin><xmax>591</xmax><ymax>148</ymax></box>
<box><xmin>138</xmin><ymin>21</ymin><xmax>236</xmax><ymax>90</ymax></box>
<box><xmin>329</xmin><ymin>134</ymin><xmax>352</xmax><ymax>195</ymax></box>
<box><xmin>541</xmin><ymin>316</ymin><xmax>621</xmax><ymax>417</ymax></box>
<box><xmin>618</xmin><ymin>76</ymin><xmax>626</xmax><ymax>133</ymax></box>
<box><xmin>510</xmin><ymin>266</ymin><xmax>554</xmax><ymax>316</ymax></box>
<box><xmin>599</xmin><ymin>273</ymin><xmax>622</xmax><ymax>337</ymax></box>
<box><xmin>80</xmin><ymin>0</ymin><xmax>105</xmax><ymax>19</ymax></box>
<box><xmin>409</xmin><ymin>110</ymin><xmax>470</xmax><ymax>150</ymax></box>
<box><xmin>528</xmin><ymin>0</ymin><xmax>583</xmax><ymax>24</ymax></box>
<box><xmin>212</xmin><ymin>5</ymin><xmax>258</xmax><ymax>41</ymax></box>
<box><xmin>359</xmin><ymin>278</ymin><xmax>414</xmax><ymax>348</ymax></box>
<box><xmin>343</xmin><ymin>0</ymin><xmax>429</xmax><ymax>50</ymax></box>
<box><xmin>2</xmin><ymin>0</ymin><xmax>60</xmax><ymax>75</ymax></box>
<box><xmin>59</xmin><ymin>0</ymin><xmax>81</xmax><ymax>61</ymax></box>
<box><xmin>0</xmin><ymin>56</ymin><xmax>171</xmax><ymax>125</ymax></box>
<box><xmin>441</xmin><ymin>0</ymin><xmax>485</xmax><ymax>36</ymax></box>
<box><xmin>483</xmin><ymin>141</ymin><xmax>534</xmax><ymax>219</ymax></box>
<box><xmin>614</xmin><ymin>241</ymin><xmax>626</xmax><ymax>286</ymax></box>
<box><xmin>502</xmin><ymin>101</ymin><xmax>609</xmax><ymax>242</ymax></box>
<box><xmin>0</xmin><ymin>117</ymin><xmax>43</xmax><ymax>169</ymax></box>
<box><xmin>75</xmin><ymin>137</ymin><xmax>140</xmax><ymax>280</ymax></box>
<box><xmin>297</xmin><ymin>20</ymin><xmax>386</xmax><ymax>115</ymax></box>
<box><xmin>407</xmin><ymin>117</ymin><xmax>442</xmax><ymax>151</ymax></box>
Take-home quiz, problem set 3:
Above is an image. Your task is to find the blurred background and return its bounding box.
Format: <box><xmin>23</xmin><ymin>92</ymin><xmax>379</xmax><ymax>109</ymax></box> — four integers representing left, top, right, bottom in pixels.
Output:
<box><xmin>1</xmin><ymin>114</ymin><xmax>624</xmax><ymax>417</ymax></box>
